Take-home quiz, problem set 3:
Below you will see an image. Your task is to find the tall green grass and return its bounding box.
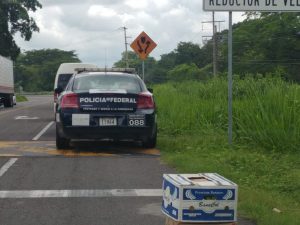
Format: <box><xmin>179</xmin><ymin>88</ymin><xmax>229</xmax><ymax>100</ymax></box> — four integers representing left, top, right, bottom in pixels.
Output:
<box><xmin>155</xmin><ymin>77</ymin><xmax>300</xmax><ymax>152</ymax></box>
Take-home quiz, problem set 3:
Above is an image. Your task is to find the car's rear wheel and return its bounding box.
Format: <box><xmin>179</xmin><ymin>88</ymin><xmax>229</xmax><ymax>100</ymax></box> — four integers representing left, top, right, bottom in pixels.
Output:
<box><xmin>56</xmin><ymin>126</ymin><xmax>70</xmax><ymax>149</ymax></box>
<box><xmin>4</xmin><ymin>94</ymin><xmax>13</xmax><ymax>108</ymax></box>
<box><xmin>142</xmin><ymin>126</ymin><xmax>157</xmax><ymax>148</ymax></box>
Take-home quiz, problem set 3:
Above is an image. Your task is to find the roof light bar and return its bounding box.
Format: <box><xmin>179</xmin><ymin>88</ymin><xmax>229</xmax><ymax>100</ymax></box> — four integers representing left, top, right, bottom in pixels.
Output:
<box><xmin>75</xmin><ymin>68</ymin><xmax>136</xmax><ymax>74</ymax></box>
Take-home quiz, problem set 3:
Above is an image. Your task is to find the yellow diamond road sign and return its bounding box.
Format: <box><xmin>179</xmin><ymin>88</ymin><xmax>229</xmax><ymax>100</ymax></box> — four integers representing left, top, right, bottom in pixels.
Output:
<box><xmin>130</xmin><ymin>31</ymin><xmax>157</xmax><ymax>60</ymax></box>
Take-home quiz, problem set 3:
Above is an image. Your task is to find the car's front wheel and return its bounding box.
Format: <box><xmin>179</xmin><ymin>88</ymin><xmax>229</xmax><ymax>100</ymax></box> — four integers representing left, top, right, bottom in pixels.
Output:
<box><xmin>56</xmin><ymin>125</ymin><xmax>70</xmax><ymax>149</ymax></box>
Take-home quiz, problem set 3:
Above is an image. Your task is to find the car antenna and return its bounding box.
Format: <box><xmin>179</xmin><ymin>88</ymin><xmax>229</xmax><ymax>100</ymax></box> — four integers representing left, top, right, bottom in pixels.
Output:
<box><xmin>105</xmin><ymin>48</ymin><xmax>107</xmax><ymax>73</ymax></box>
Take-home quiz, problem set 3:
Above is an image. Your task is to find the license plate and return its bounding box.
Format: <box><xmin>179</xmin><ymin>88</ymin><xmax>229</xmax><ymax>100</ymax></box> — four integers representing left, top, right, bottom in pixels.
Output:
<box><xmin>99</xmin><ymin>117</ymin><xmax>117</xmax><ymax>126</ymax></box>
<box><xmin>128</xmin><ymin>114</ymin><xmax>145</xmax><ymax>127</ymax></box>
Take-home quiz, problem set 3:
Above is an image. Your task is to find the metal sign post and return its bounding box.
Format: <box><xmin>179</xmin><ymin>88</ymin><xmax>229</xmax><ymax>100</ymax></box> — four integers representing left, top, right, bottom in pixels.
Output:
<box><xmin>228</xmin><ymin>11</ymin><xmax>233</xmax><ymax>145</ymax></box>
<box><xmin>142</xmin><ymin>60</ymin><xmax>145</xmax><ymax>81</ymax></box>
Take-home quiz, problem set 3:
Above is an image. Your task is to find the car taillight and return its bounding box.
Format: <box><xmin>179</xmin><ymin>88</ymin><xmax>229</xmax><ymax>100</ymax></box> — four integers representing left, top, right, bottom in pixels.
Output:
<box><xmin>61</xmin><ymin>93</ymin><xmax>79</xmax><ymax>109</ymax></box>
<box><xmin>137</xmin><ymin>92</ymin><xmax>155</xmax><ymax>109</ymax></box>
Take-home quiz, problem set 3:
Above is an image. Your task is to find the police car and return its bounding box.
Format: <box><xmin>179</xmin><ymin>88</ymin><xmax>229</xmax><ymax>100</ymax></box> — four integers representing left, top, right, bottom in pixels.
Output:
<box><xmin>55</xmin><ymin>68</ymin><xmax>157</xmax><ymax>149</ymax></box>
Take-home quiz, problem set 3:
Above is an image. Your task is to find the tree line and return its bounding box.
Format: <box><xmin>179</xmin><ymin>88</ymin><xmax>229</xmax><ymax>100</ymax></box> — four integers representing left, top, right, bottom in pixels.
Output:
<box><xmin>115</xmin><ymin>12</ymin><xmax>300</xmax><ymax>84</ymax></box>
<box><xmin>14</xmin><ymin>49</ymin><xmax>80</xmax><ymax>91</ymax></box>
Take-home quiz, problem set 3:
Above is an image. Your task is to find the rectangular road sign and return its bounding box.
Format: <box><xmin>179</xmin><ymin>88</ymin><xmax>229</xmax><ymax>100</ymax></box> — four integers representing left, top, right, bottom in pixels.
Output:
<box><xmin>203</xmin><ymin>0</ymin><xmax>300</xmax><ymax>11</ymax></box>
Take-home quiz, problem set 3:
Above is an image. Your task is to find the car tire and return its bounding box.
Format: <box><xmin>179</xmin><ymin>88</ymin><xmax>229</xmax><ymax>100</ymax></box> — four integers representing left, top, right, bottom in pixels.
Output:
<box><xmin>142</xmin><ymin>126</ymin><xmax>157</xmax><ymax>148</ymax></box>
<box><xmin>56</xmin><ymin>127</ymin><xmax>70</xmax><ymax>149</ymax></box>
<box><xmin>4</xmin><ymin>95</ymin><xmax>13</xmax><ymax>108</ymax></box>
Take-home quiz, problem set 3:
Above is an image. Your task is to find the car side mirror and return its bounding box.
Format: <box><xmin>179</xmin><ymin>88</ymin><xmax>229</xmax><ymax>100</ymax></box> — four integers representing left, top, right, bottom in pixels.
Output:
<box><xmin>147</xmin><ymin>88</ymin><xmax>153</xmax><ymax>93</ymax></box>
<box><xmin>54</xmin><ymin>87</ymin><xmax>63</xmax><ymax>94</ymax></box>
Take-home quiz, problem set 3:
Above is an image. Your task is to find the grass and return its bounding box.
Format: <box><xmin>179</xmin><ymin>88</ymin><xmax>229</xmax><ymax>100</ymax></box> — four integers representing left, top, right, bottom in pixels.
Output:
<box><xmin>16</xmin><ymin>94</ymin><xmax>28</xmax><ymax>102</ymax></box>
<box><xmin>155</xmin><ymin>77</ymin><xmax>300</xmax><ymax>152</ymax></box>
<box><xmin>154</xmin><ymin>77</ymin><xmax>300</xmax><ymax>225</ymax></box>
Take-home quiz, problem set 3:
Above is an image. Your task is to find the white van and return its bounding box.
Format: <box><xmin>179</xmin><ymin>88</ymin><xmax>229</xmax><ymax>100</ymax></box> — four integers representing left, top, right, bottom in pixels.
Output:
<box><xmin>54</xmin><ymin>63</ymin><xmax>97</xmax><ymax>113</ymax></box>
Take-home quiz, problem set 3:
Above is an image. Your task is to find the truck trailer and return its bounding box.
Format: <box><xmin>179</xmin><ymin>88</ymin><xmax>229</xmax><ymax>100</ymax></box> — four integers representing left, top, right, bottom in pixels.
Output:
<box><xmin>0</xmin><ymin>55</ymin><xmax>14</xmax><ymax>107</ymax></box>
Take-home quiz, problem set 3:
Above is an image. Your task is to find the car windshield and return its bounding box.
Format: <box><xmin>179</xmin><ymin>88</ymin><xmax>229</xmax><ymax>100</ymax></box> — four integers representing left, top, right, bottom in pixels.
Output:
<box><xmin>73</xmin><ymin>74</ymin><xmax>142</xmax><ymax>94</ymax></box>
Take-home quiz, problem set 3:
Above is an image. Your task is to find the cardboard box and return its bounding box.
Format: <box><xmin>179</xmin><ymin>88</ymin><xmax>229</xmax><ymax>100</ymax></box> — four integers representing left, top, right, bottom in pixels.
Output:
<box><xmin>162</xmin><ymin>173</ymin><xmax>238</xmax><ymax>223</ymax></box>
<box><xmin>165</xmin><ymin>217</ymin><xmax>237</xmax><ymax>225</ymax></box>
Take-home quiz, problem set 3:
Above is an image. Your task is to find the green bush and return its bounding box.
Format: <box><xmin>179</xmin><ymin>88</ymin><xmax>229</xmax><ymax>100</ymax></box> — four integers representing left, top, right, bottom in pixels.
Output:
<box><xmin>166</xmin><ymin>63</ymin><xmax>208</xmax><ymax>82</ymax></box>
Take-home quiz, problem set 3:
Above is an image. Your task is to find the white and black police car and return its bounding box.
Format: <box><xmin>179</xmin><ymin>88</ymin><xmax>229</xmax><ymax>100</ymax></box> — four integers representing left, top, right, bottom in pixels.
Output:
<box><xmin>55</xmin><ymin>68</ymin><xmax>157</xmax><ymax>149</ymax></box>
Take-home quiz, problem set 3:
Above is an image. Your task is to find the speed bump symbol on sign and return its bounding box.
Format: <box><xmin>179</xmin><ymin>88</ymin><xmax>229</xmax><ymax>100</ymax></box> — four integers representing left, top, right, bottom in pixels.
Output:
<box><xmin>130</xmin><ymin>31</ymin><xmax>157</xmax><ymax>60</ymax></box>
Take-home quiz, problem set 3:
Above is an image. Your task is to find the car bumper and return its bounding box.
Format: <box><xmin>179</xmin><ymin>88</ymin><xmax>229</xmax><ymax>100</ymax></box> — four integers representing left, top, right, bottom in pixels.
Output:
<box><xmin>57</xmin><ymin>110</ymin><xmax>156</xmax><ymax>141</ymax></box>
<box><xmin>57</xmin><ymin>122</ymin><xmax>156</xmax><ymax>141</ymax></box>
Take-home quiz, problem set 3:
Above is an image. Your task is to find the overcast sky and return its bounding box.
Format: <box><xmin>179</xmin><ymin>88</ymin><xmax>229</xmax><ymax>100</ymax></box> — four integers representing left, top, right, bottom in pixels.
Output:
<box><xmin>15</xmin><ymin>0</ymin><xmax>245</xmax><ymax>67</ymax></box>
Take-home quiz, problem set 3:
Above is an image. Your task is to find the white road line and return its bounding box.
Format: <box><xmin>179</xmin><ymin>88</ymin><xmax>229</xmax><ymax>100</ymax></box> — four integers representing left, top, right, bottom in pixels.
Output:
<box><xmin>0</xmin><ymin>189</ymin><xmax>162</xmax><ymax>198</ymax></box>
<box><xmin>0</xmin><ymin>158</ymin><xmax>18</xmax><ymax>178</ymax></box>
<box><xmin>32</xmin><ymin>121</ymin><xmax>54</xmax><ymax>141</ymax></box>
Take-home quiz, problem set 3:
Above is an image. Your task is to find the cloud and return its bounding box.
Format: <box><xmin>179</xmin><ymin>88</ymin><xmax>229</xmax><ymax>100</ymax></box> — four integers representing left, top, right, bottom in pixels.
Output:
<box><xmin>42</xmin><ymin>0</ymin><xmax>122</xmax><ymax>6</ymax></box>
<box><xmin>125</xmin><ymin>0</ymin><xmax>148</xmax><ymax>9</ymax></box>
<box><xmin>88</xmin><ymin>5</ymin><xmax>118</xmax><ymax>18</ymax></box>
<box><xmin>15</xmin><ymin>0</ymin><xmax>245</xmax><ymax>67</ymax></box>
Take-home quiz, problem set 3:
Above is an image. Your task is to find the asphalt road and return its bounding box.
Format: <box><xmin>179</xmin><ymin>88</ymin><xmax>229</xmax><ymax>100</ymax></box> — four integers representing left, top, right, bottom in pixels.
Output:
<box><xmin>0</xmin><ymin>95</ymin><xmax>56</xmax><ymax>141</ymax></box>
<box><xmin>0</xmin><ymin>96</ymin><xmax>172</xmax><ymax>225</ymax></box>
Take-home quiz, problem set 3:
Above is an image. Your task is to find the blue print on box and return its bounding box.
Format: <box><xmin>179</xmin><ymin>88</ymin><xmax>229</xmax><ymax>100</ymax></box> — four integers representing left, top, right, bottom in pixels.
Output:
<box><xmin>162</xmin><ymin>178</ymin><xmax>179</xmax><ymax>219</ymax></box>
<box><xmin>183</xmin><ymin>189</ymin><xmax>235</xmax><ymax>201</ymax></box>
<box><xmin>182</xmin><ymin>209</ymin><xmax>235</xmax><ymax>221</ymax></box>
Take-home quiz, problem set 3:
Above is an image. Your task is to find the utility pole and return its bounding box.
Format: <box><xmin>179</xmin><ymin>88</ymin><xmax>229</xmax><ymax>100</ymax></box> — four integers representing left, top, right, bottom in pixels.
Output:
<box><xmin>202</xmin><ymin>13</ymin><xmax>225</xmax><ymax>77</ymax></box>
<box><xmin>228</xmin><ymin>11</ymin><xmax>233</xmax><ymax>145</ymax></box>
<box><xmin>120</xmin><ymin>27</ymin><xmax>130</xmax><ymax>68</ymax></box>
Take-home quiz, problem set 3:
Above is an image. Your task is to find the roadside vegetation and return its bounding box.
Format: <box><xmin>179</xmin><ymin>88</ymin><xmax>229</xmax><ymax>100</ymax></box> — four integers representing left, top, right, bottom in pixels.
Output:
<box><xmin>14</xmin><ymin>49</ymin><xmax>80</xmax><ymax>92</ymax></box>
<box><xmin>155</xmin><ymin>76</ymin><xmax>300</xmax><ymax>225</ymax></box>
<box><xmin>115</xmin><ymin>13</ymin><xmax>300</xmax><ymax>85</ymax></box>
<box><xmin>16</xmin><ymin>95</ymin><xmax>28</xmax><ymax>102</ymax></box>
